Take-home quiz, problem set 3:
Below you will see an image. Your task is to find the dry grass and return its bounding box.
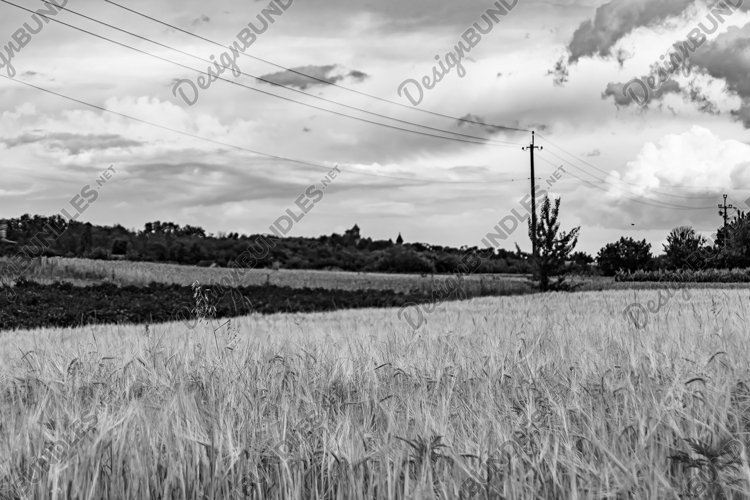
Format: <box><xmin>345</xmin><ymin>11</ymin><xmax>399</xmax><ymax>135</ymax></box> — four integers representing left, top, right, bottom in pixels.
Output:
<box><xmin>1</xmin><ymin>289</ymin><xmax>750</xmax><ymax>499</ymax></box>
<box><xmin>0</xmin><ymin>256</ymin><xmax>533</xmax><ymax>296</ymax></box>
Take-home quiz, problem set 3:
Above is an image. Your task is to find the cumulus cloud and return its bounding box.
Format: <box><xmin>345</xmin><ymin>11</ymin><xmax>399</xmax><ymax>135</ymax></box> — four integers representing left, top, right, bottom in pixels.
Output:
<box><xmin>578</xmin><ymin>126</ymin><xmax>750</xmax><ymax>229</ymax></box>
<box><xmin>609</xmin><ymin>126</ymin><xmax>750</xmax><ymax>197</ymax></box>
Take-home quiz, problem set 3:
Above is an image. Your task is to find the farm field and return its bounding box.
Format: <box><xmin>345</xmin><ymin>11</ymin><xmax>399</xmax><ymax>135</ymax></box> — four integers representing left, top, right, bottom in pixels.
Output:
<box><xmin>6</xmin><ymin>257</ymin><xmax>750</xmax><ymax>296</ymax></box>
<box><xmin>1</xmin><ymin>289</ymin><xmax>749</xmax><ymax>499</ymax></box>
<box><xmin>0</xmin><ymin>280</ymin><xmax>471</xmax><ymax>331</ymax></box>
<box><xmin>0</xmin><ymin>257</ymin><xmax>534</xmax><ymax>295</ymax></box>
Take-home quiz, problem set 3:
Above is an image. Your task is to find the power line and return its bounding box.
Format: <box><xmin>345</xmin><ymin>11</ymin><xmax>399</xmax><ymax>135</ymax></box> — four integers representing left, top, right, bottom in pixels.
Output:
<box><xmin>536</xmin><ymin>152</ymin><xmax>716</xmax><ymax>211</ymax></box>
<box><xmin>1</xmin><ymin>0</ymin><xmax>520</xmax><ymax>151</ymax></box>
<box><xmin>543</xmin><ymin>147</ymin><xmax>718</xmax><ymax>203</ymax></box>
<box><xmin>103</xmin><ymin>0</ymin><xmax>530</xmax><ymax>135</ymax></box>
<box><xmin>0</xmin><ymin>75</ymin><xmax>528</xmax><ymax>186</ymax></box>
<box><xmin>541</xmin><ymin>146</ymin><xmax>721</xmax><ymax>201</ymax></box>
<box><xmin>36</xmin><ymin>0</ymin><xmax>524</xmax><ymax>149</ymax></box>
<box><xmin>536</xmin><ymin>132</ymin><xmax>722</xmax><ymax>200</ymax></box>
<box><xmin>540</xmin><ymin>153</ymin><xmax>715</xmax><ymax>210</ymax></box>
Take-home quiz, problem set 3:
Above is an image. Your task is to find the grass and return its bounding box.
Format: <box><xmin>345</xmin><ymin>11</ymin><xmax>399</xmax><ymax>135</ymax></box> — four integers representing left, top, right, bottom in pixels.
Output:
<box><xmin>1</xmin><ymin>289</ymin><xmax>750</xmax><ymax>498</ymax></box>
<box><xmin>0</xmin><ymin>256</ymin><xmax>534</xmax><ymax>297</ymax></box>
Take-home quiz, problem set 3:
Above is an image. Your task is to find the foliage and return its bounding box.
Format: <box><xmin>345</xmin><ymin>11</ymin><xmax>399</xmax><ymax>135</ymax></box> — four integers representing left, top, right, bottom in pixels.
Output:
<box><xmin>527</xmin><ymin>196</ymin><xmax>580</xmax><ymax>292</ymax></box>
<box><xmin>0</xmin><ymin>216</ymin><xmax>532</xmax><ymax>275</ymax></box>
<box><xmin>568</xmin><ymin>251</ymin><xmax>594</xmax><ymax>273</ymax></box>
<box><xmin>615</xmin><ymin>267</ymin><xmax>750</xmax><ymax>283</ymax></box>
<box><xmin>596</xmin><ymin>237</ymin><xmax>654</xmax><ymax>276</ymax></box>
<box><xmin>663</xmin><ymin>226</ymin><xmax>707</xmax><ymax>270</ymax></box>
<box><xmin>375</xmin><ymin>246</ymin><xmax>435</xmax><ymax>274</ymax></box>
<box><xmin>725</xmin><ymin>216</ymin><xmax>750</xmax><ymax>268</ymax></box>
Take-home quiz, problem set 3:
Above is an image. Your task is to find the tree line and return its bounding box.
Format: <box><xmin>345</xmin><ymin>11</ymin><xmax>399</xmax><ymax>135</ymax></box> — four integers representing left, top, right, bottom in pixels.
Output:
<box><xmin>1</xmin><ymin>207</ymin><xmax>748</xmax><ymax>278</ymax></box>
<box><xmin>0</xmin><ymin>216</ymin><xmax>534</xmax><ymax>274</ymax></box>
<box><xmin>596</xmin><ymin>209</ymin><xmax>750</xmax><ymax>276</ymax></box>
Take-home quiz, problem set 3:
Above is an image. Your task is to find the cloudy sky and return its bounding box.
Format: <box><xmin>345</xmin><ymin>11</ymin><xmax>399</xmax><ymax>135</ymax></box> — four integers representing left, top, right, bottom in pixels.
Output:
<box><xmin>1</xmin><ymin>0</ymin><xmax>749</xmax><ymax>254</ymax></box>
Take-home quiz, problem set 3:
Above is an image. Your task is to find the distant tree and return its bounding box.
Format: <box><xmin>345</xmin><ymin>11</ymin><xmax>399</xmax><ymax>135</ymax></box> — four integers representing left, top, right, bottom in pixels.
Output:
<box><xmin>369</xmin><ymin>239</ymin><xmax>393</xmax><ymax>251</ymax></box>
<box><xmin>180</xmin><ymin>225</ymin><xmax>206</xmax><ymax>238</ymax></box>
<box><xmin>396</xmin><ymin>233</ymin><xmax>404</xmax><ymax>245</ymax></box>
<box><xmin>434</xmin><ymin>253</ymin><xmax>460</xmax><ymax>273</ymax></box>
<box><xmin>111</xmin><ymin>239</ymin><xmax>128</xmax><ymax>256</ymax></box>
<box><xmin>663</xmin><ymin>226</ymin><xmax>707</xmax><ymax>270</ymax></box>
<box><xmin>569</xmin><ymin>251</ymin><xmax>595</xmax><ymax>273</ymax></box>
<box><xmin>79</xmin><ymin>224</ymin><xmax>93</xmax><ymax>254</ymax></box>
<box><xmin>376</xmin><ymin>246</ymin><xmax>434</xmax><ymax>274</ymax></box>
<box><xmin>526</xmin><ymin>196</ymin><xmax>580</xmax><ymax>291</ymax></box>
<box><xmin>596</xmin><ymin>237</ymin><xmax>653</xmax><ymax>276</ymax></box>
<box><xmin>725</xmin><ymin>215</ymin><xmax>750</xmax><ymax>268</ymax></box>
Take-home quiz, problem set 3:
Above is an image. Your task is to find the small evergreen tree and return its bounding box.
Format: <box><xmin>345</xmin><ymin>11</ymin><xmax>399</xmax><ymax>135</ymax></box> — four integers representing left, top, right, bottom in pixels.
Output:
<box><xmin>527</xmin><ymin>196</ymin><xmax>580</xmax><ymax>292</ymax></box>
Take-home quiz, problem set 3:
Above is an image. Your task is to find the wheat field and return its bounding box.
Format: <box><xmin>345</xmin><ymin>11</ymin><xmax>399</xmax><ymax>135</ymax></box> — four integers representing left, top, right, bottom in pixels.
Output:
<box><xmin>1</xmin><ymin>289</ymin><xmax>749</xmax><ymax>499</ymax></box>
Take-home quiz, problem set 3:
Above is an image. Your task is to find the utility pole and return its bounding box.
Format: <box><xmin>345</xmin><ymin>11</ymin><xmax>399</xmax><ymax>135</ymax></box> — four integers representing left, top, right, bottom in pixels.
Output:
<box><xmin>522</xmin><ymin>131</ymin><xmax>543</xmax><ymax>259</ymax></box>
<box><xmin>718</xmin><ymin>194</ymin><xmax>734</xmax><ymax>249</ymax></box>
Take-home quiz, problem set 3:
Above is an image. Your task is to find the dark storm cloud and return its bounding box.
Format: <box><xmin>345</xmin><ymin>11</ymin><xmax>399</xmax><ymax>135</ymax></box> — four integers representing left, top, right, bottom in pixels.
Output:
<box><xmin>0</xmin><ymin>133</ymin><xmax>142</xmax><ymax>155</ymax></box>
<box><xmin>687</xmin><ymin>22</ymin><xmax>750</xmax><ymax>126</ymax></box>
<box><xmin>562</xmin><ymin>0</ymin><xmax>749</xmax><ymax>70</ymax></box>
<box><xmin>600</xmin><ymin>0</ymin><xmax>747</xmax><ymax>108</ymax></box>
<box><xmin>124</xmin><ymin>161</ymin><xmax>301</xmax><ymax>206</ymax></box>
<box><xmin>191</xmin><ymin>14</ymin><xmax>211</xmax><ymax>26</ymax></box>
<box><xmin>602</xmin><ymin>79</ymin><xmax>681</xmax><ymax>106</ymax></box>
<box><xmin>731</xmin><ymin>101</ymin><xmax>750</xmax><ymax>127</ymax></box>
<box><xmin>689</xmin><ymin>23</ymin><xmax>750</xmax><ymax>100</ymax></box>
<box><xmin>567</xmin><ymin>0</ymin><xmax>695</xmax><ymax>63</ymax></box>
<box><xmin>123</xmin><ymin>160</ymin><xmax>402</xmax><ymax>208</ymax></box>
<box><xmin>258</xmin><ymin>65</ymin><xmax>368</xmax><ymax>90</ymax></box>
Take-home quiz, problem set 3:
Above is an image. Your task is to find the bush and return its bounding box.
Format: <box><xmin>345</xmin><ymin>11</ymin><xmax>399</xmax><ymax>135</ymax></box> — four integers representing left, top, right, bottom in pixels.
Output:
<box><xmin>615</xmin><ymin>268</ymin><xmax>750</xmax><ymax>283</ymax></box>
<box><xmin>85</xmin><ymin>247</ymin><xmax>109</xmax><ymax>260</ymax></box>
<box><xmin>112</xmin><ymin>239</ymin><xmax>128</xmax><ymax>256</ymax></box>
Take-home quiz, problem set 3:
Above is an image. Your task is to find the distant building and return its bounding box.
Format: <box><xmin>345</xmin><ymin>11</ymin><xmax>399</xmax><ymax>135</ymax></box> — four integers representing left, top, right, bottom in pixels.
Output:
<box><xmin>396</xmin><ymin>233</ymin><xmax>404</xmax><ymax>245</ymax></box>
<box><xmin>344</xmin><ymin>224</ymin><xmax>361</xmax><ymax>245</ymax></box>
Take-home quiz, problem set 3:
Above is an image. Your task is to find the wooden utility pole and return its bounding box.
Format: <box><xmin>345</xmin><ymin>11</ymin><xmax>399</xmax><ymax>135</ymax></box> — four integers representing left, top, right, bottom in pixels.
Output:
<box><xmin>718</xmin><ymin>194</ymin><xmax>734</xmax><ymax>249</ymax></box>
<box><xmin>522</xmin><ymin>131</ymin><xmax>543</xmax><ymax>259</ymax></box>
